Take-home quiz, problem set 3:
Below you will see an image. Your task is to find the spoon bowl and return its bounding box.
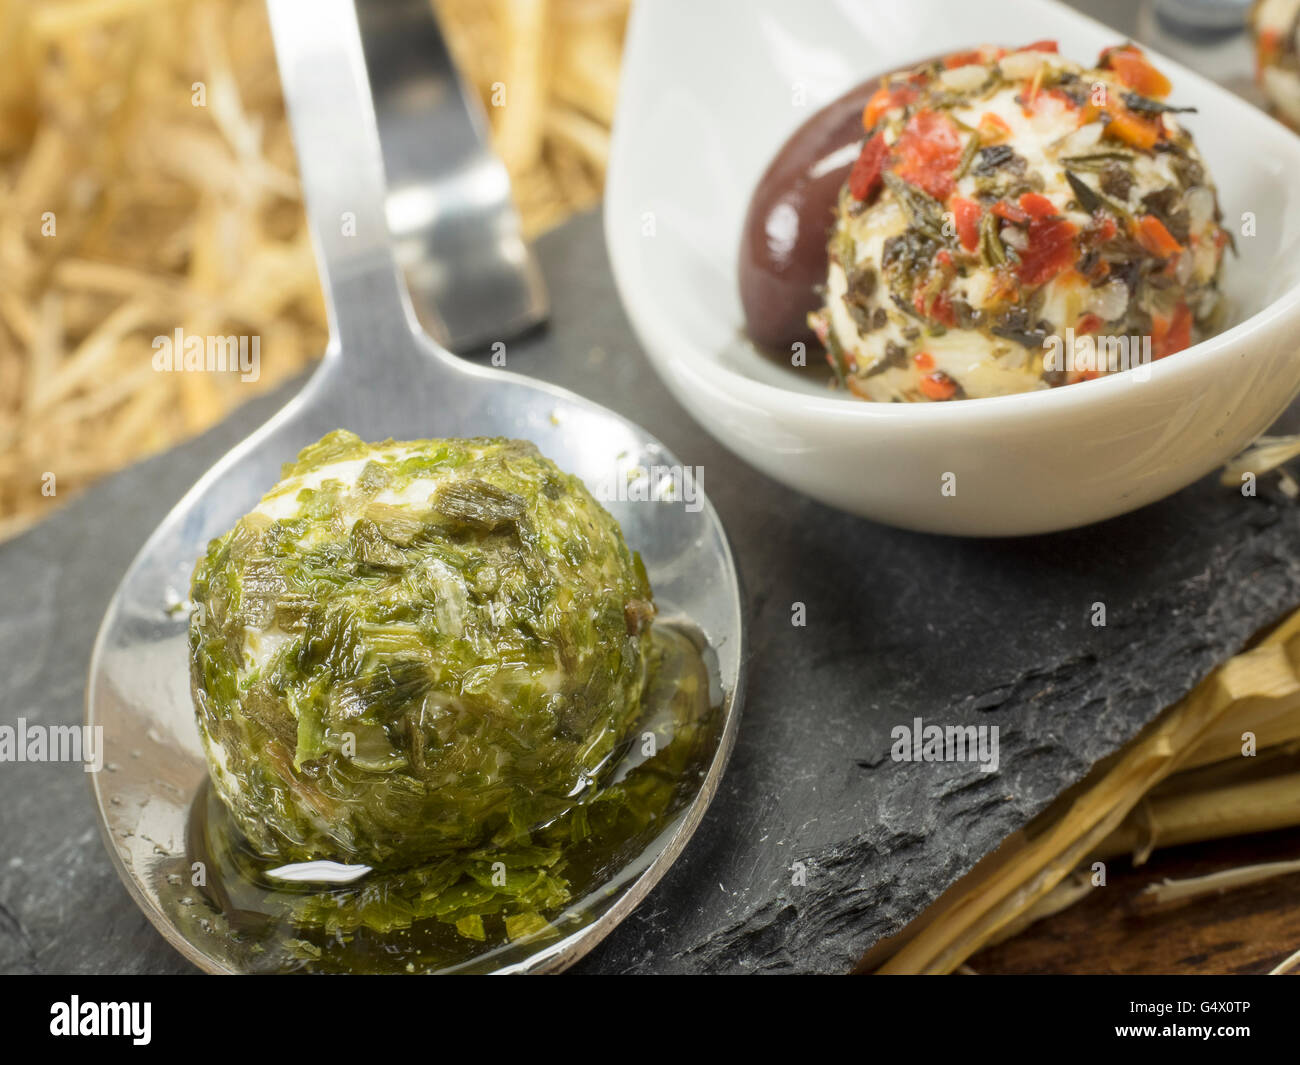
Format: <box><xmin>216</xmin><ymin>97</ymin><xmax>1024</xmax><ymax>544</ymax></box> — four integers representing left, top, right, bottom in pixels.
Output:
<box><xmin>85</xmin><ymin>0</ymin><xmax>744</xmax><ymax>974</ymax></box>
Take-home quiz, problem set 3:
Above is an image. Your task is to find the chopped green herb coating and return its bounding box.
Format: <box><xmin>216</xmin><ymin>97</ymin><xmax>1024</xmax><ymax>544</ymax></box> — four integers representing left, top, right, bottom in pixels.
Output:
<box><xmin>190</xmin><ymin>430</ymin><xmax>655</xmax><ymax>868</ymax></box>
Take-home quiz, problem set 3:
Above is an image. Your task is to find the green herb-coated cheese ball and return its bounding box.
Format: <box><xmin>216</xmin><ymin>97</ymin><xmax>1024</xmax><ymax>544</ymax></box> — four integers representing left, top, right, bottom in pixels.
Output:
<box><xmin>189</xmin><ymin>430</ymin><xmax>655</xmax><ymax>868</ymax></box>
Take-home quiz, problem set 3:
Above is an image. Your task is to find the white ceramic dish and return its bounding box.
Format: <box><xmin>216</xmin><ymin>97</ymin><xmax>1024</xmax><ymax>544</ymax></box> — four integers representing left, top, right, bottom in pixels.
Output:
<box><xmin>605</xmin><ymin>0</ymin><xmax>1300</xmax><ymax>536</ymax></box>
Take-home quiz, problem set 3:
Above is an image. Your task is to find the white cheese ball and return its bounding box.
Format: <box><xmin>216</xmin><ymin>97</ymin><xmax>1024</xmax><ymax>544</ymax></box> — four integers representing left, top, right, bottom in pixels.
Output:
<box><xmin>812</xmin><ymin>44</ymin><xmax>1228</xmax><ymax>402</ymax></box>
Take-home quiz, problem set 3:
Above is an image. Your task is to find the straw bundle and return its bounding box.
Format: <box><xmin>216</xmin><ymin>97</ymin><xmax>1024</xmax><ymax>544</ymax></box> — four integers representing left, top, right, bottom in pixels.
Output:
<box><xmin>863</xmin><ymin>607</ymin><xmax>1300</xmax><ymax>973</ymax></box>
<box><xmin>0</xmin><ymin>0</ymin><xmax>628</xmax><ymax>537</ymax></box>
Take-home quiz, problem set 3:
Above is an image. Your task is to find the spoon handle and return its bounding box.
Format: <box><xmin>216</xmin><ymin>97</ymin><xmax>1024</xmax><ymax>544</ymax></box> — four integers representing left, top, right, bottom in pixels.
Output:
<box><xmin>267</xmin><ymin>0</ymin><xmax>419</xmax><ymax>355</ymax></box>
<box><xmin>268</xmin><ymin>0</ymin><xmax>545</xmax><ymax>363</ymax></box>
<box><xmin>357</xmin><ymin>0</ymin><xmax>548</xmax><ymax>351</ymax></box>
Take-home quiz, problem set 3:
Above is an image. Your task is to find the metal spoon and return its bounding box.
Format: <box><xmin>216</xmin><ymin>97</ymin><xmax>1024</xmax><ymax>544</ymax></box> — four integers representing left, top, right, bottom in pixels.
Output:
<box><xmin>86</xmin><ymin>0</ymin><xmax>744</xmax><ymax>974</ymax></box>
<box><xmin>357</xmin><ymin>0</ymin><xmax>547</xmax><ymax>351</ymax></box>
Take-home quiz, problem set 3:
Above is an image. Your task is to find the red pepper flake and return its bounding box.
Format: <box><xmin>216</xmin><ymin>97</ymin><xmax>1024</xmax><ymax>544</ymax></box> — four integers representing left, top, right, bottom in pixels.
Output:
<box><xmin>912</xmin><ymin>284</ymin><xmax>957</xmax><ymax>327</ymax></box>
<box><xmin>1134</xmin><ymin>214</ymin><xmax>1184</xmax><ymax>258</ymax></box>
<box><xmin>976</xmin><ymin>111</ymin><xmax>1012</xmax><ymax>145</ymax></box>
<box><xmin>943</xmin><ymin>48</ymin><xmax>985</xmax><ymax>69</ymax></box>
<box><xmin>1016</xmin><ymin>215</ymin><xmax>1078</xmax><ymax>286</ymax></box>
<box><xmin>892</xmin><ymin>110</ymin><xmax>963</xmax><ymax>201</ymax></box>
<box><xmin>1047</xmin><ymin>87</ymin><xmax>1080</xmax><ymax>111</ymax></box>
<box><xmin>931</xmin><ymin>291</ymin><xmax>957</xmax><ymax>327</ymax></box>
<box><xmin>1020</xmin><ymin>73</ymin><xmax>1043</xmax><ymax>115</ymax></box>
<box><xmin>913</xmin><ymin>351</ymin><xmax>935</xmax><ymax>371</ymax></box>
<box><xmin>951</xmin><ymin>197</ymin><xmax>981</xmax><ymax>252</ymax></box>
<box><xmin>862</xmin><ymin>87</ymin><xmax>890</xmax><ymax>130</ymax></box>
<box><xmin>1021</xmin><ymin>84</ymin><xmax>1077</xmax><ymax>116</ymax></box>
<box><xmin>919</xmin><ymin>371</ymin><xmax>958</xmax><ymax>401</ymax></box>
<box><xmin>1018</xmin><ymin>192</ymin><xmax>1058</xmax><ymax>219</ymax></box>
<box><xmin>1100</xmin><ymin>43</ymin><xmax>1172</xmax><ymax>99</ymax></box>
<box><xmin>849</xmin><ymin>132</ymin><xmax>889</xmax><ymax>202</ymax></box>
<box><xmin>992</xmin><ymin>200</ymin><xmax>1030</xmax><ymax>224</ymax></box>
<box><xmin>1084</xmin><ymin>257</ymin><xmax>1111</xmax><ymax>283</ymax></box>
<box><xmin>1258</xmin><ymin>27</ymin><xmax>1283</xmax><ymax>80</ymax></box>
<box><xmin>993</xmin><ymin>193</ymin><xmax>1076</xmax><ymax>285</ymax></box>
<box><xmin>1090</xmin><ymin>212</ymin><xmax>1118</xmax><ymax>243</ymax></box>
<box><xmin>1105</xmin><ymin>108</ymin><xmax>1162</xmax><ymax>150</ymax></box>
<box><xmin>986</xmin><ymin>268</ymin><xmax>1022</xmax><ymax>305</ymax></box>
<box><xmin>1151</xmin><ymin>301</ymin><xmax>1193</xmax><ymax>359</ymax></box>
<box><xmin>862</xmin><ymin>84</ymin><xmax>919</xmax><ymax>130</ymax></box>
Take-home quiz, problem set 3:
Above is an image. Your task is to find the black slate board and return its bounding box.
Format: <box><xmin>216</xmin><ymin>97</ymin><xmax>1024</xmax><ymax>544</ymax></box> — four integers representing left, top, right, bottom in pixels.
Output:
<box><xmin>0</xmin><ymin>207</ymin><xmax>1297</xmax><ymax>976</ymax></box>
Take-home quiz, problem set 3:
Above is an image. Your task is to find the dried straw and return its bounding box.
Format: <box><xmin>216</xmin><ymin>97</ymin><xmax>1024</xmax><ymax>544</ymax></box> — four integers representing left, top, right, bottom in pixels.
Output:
<box><xmin>864</xmin><ymin>609</ymin><xmax>1300</xmax><ymax>973</ymax></box>
<box><xmin>0</xmin><ymin>0</ymin><xmax>627</xmax><ymax>532</ymax></box>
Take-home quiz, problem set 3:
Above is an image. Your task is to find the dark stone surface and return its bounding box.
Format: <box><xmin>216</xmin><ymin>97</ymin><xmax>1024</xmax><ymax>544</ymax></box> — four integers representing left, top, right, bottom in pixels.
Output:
<box><xmin>0</xmin><ymin>208</ymin><xmax>1297</xmax><ymax>976</ymax></box>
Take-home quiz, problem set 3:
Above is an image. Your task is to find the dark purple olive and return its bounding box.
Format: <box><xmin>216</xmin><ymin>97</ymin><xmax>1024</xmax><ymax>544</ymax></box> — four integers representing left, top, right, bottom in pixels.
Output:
<box><xmin>737</xmin><ymin>81</ymin><xmax>877</xmax><ymax>352</ymax></box>
<box><xmin>738</xmin><ymin>57</ymin><xmax>948</xmax><ymax>352</ymax></box>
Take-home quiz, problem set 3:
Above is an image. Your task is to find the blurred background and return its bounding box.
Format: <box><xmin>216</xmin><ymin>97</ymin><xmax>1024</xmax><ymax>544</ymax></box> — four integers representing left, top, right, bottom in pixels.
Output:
<box><xmin>0</xmin><ymin>0</ymin><xmax>628</xmax><ymax>539</ymax></box>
